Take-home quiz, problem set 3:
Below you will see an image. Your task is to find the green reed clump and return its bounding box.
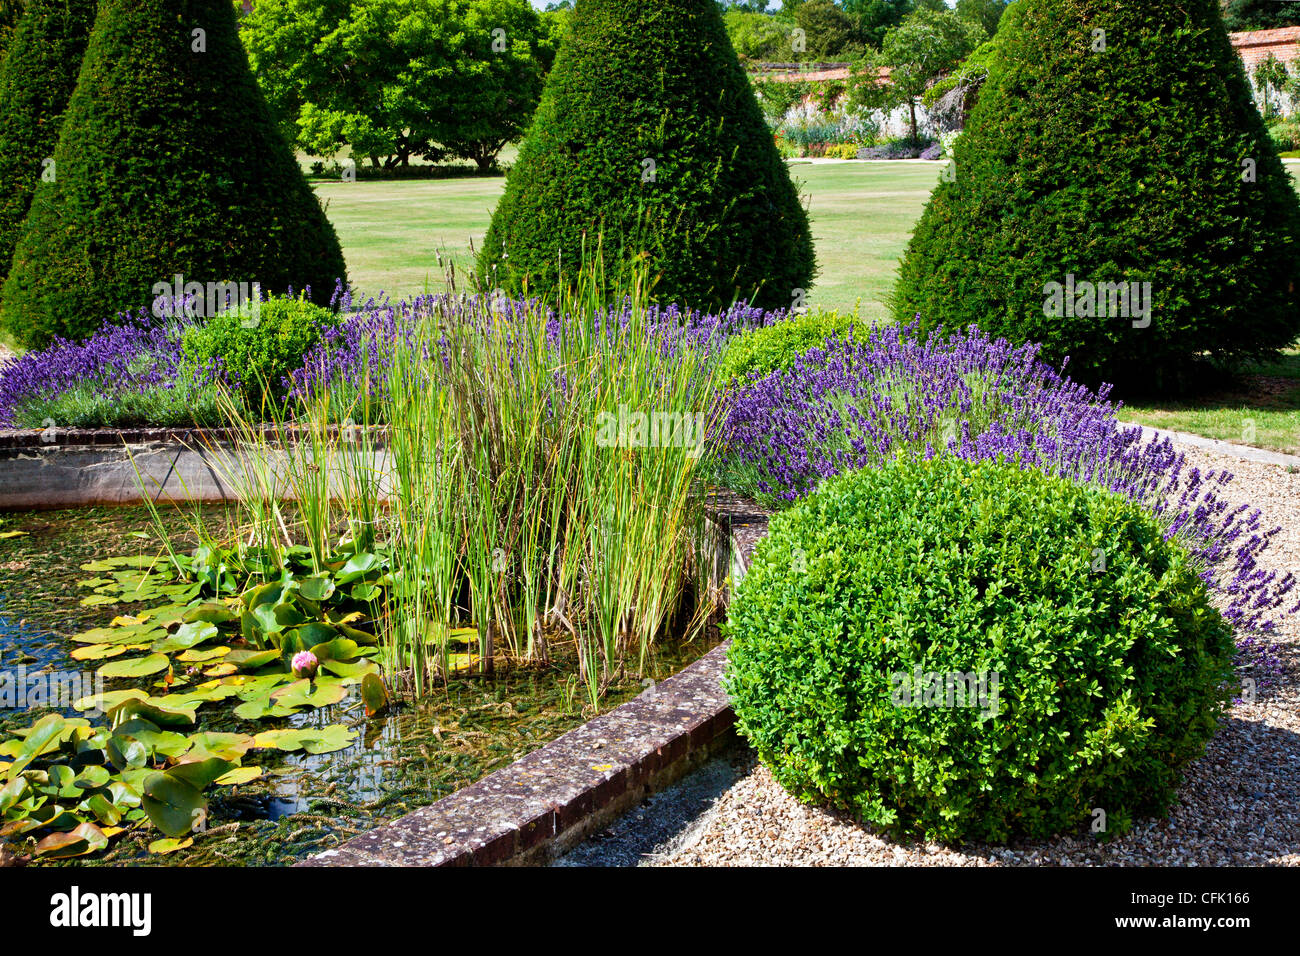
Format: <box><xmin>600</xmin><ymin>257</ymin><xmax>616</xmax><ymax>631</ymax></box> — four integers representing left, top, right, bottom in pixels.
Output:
<box><xmin>135</xmin><ymin>263</ymin><xmax>727</xmax><ymax>706</ymax></box>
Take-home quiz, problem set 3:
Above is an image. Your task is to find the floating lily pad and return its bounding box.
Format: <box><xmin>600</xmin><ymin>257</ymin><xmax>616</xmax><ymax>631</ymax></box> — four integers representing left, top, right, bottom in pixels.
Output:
<box><xmin>224</xmin><ymin>648</ymin><xmax>280</xmax><ymax>670</ymax></box>
<box><xmin>35</xmin><ymin>823</ymin><xmax>108</xmax><ymax>859</ymax></box>
<box><xmin>184</xmin><ymin>732</ymin><xmax>254</xmax><ymax>761</ymax></box>
<box><xmin>141</xmin><ymin>772</ymin><xmax>206</xmax><ymax>839</ymax></box>
<box><xmin>98</xmin><ymin>654</ymin><xmax>170</xmax><ymax>680</ymax></box>
<box><xmin>176</xmin><ymin>646</ymin><xmax>230</xmax><ymax>664</ymax></box>
<box><xmin>214</xmin><ymin>766</ymin><xmax>262</xmax><ymax>786</ymax></box>
<box><xmin>151</xmin><ymin>621</ymin><xmax>219</xmax><ymax>654</ymax></box>
<box><xmin>361</xmin><ymin>673</ymin><xmax>389</xmax><ymax>717</ymax></box>
<box><xmin>70</xmin><ymin>644</ymin><xmax>128</xmax><ymax>662</ymax></box>
<box><xmin>148</xmin><ymin>836</ymin><xmax>194</xmax><ymax>854</ymax></box>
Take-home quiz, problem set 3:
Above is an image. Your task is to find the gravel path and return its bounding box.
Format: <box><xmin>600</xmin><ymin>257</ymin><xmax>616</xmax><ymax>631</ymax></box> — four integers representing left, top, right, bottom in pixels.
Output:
<box><xmin>649</xmin><ymin>440</ymin><xmax>1300</xmax><ymax>867</ymax></box>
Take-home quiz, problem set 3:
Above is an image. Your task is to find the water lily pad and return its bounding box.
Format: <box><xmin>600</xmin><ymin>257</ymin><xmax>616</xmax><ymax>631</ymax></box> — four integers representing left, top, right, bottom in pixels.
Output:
<box><xmin>271</xmin><ymin>678</ymin><xmax>346</xmax><ymax>709</ymax></box>
<box><xmin>35</xmin><ymin>823</ymin><xmax>108</xmax><ymax>859</ymax></box>
<box><xmin>360</xmin><ymin>673</ymin><xmax>389</xmax><ymax>717</ymax></box>
<box><xmin>110</xmin><ymin>697</ymin><xmax>196</xmax><ymax>727</ymax></box>
<box><xmin>336</xmin><ymin>552</ymin><xmax>380</xmax><ymax>584</ymax></box>
<box><xmin>299</xmin><ymin>725</ymin><xmax>357</xmax><ymax>755</ymax></box>
<box><xmin>224</xmin><ymin>648</ymin><xmax>280</xmax><ymax>670</ymax></box>
<box><xmin>168</xmin><ymin>757</ymin><xmax>236</xmax><ymax>790</ymax></box>
<box><xmin>80</xmin><ymin>594</ymin><xmax>121</xmax><ymax>607</ymax></box>
<box><xmin>232</xmin><ymin>695</ymin><xmax>298</xmax><ymax>721</ymax></box>
<box><xmin>75</xmin><ymin>688</ymin><xmax>148</xmax><ymax>713</ymax></box>
<box><xmin>214</xmin><ymin>766</ymin><xmax>262</xmax><ymax>786</ymax></box>
<box><xmin>184</xmin><ymin>732</ymin><xmax>254</xmax><ymax>761</ymax></box>
<box><xmin>151</xmin><ymin>621</ymin><xmax>219</xmax><ymax>654</ymax></box>
<box><xmin>183</xmin><ymin>603</ymin><xmax>237</xmax><ymax>624</ymax></box>
<box><xmin>176</xmin><ymin>646</ymin><xmax>230</xmax><ymax>663</ymax></box>
<box><xmin>98</xmin><ymin>654</ymin><xmax>170</xmax><ymax>680</ymax></box>
<box><xmin>307</xmin><ymin>637</ymin><xmax>360</xmax><ymax>663</ymax></box>
<box><xmin>250</xmin><ymin>729</ymin><xmax>314</xmax><ymax>751</ymax></box>
<box><xmin>201</xmin><ymin>663</ymin><xmax>238</xmax><ymax>678</ymax></box>
<box><xmin>297</xmin><ymin>574</ymin><xmax>336</xmax><ymax>603</ymax></box>
<box><xmin>148</xmin><ymin>836</ymin><xmax>193</xmax><ymax>854</ymax></box>
<box><xmin>141</xmin><ymin>772</ymin><xmax>206</xmax><ymax>839</ymax></box>
<box><xmin>70</xmin><ymin>644</ymin><xmax>128</xmax><ymax>662</ymax></box>
<box><xmin>81</xmin><ymin>793</ymin><xmax>123</xmax><ymax>826</ymax></box>
<box><xmin>321</xmin><ymin>659</ymin><xmax>379</xmax><ymax>680</ymax></box>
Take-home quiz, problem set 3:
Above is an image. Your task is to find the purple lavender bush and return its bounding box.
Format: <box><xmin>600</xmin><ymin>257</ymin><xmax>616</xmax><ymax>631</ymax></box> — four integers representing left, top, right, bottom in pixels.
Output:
<box><xmin>0</xmin><ymin>304</ymin><xmax>226</xmax><ymax>429</ymax></box>
<box><xmin>715</xmin><ymin>323</ymin><xmax>1295</xmax><ymax>680</ymax></box>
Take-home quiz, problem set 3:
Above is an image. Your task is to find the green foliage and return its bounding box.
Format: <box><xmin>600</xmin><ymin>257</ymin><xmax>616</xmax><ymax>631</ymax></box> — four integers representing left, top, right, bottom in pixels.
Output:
<box><xmin>479</xmin><ymin>0</ymin><xmax>816</xmax><ymax>311</ymax></box>
<box><xmin>242</xmin><ymin>0</ymin><xmax>556</xmax><ymax>171</ymax></box>
<box><xmin>0</xmin><ymin>547</ymin><xmax>380</xmax><ymax>858</ymax></box>
<box><xmin>955</xmin><ymin>0</ymin><xmax>1010</xmax><ymax>37</ymax></box>
<box><xmin>724</xmin><ymin>8</ymin><xmax>796</xmax><ymax>61</ymax></box>
<box><xmin>1</xmin><ymin>0</ymin><xmax>347</xmax><ymax>348</ymax></box>
<box><xmin>850</xmin><ymin>6</ymin><xmax>985</xmax><ymax>139</ymax></box>
<box><xmin>0</xmin><ymin>0</ymin><xmax>22</xmax><ymax>60</ymax></box>
<box><xmin>1221</xmin><ymin>0</ymin><xmax>1300</xmax><ymax>31</ymax></box>
<box><xmin>716</xmin><ymin>308</ymin><xmax>861</xmax><ymax>384</ymax></box>
<box><xmin>891</xmin><ymin>0</ymin><xmax>1300</xmax><ymax>391</ymax></box>
<box><xmin>795</xmin><ymin>0</ymin><xmax>862</xmax><ymax>60</ymax></box>
<box><xmin>427</xmin><ymin>0</ymin><xmax>559</xmax><ymax>171</ymax></box>
<box><xmin>6</xmin><ymin>372</ymin><xmax>224</xmax><ymax>430</ymax></box>
<box><xmin>1270</xmin><ymin>119</ymin><xmax>1300</xmax><ymax>152</ymax></box>
<box><xmin>0</xmin><ymin>0</ymin><xmax>96</xmax><ymax>288</ymax></box>
<box><xmin>181</xmin><ymin>296</ymin><xmax>339</xmax><ymax>410</ymax></box>
<box><xmin>1253</xmin><ymin>53</ymin><xmax>1292</xmax><ymax>120</ymax></box>
<box><xmin>725</xmin><ymin>456</ymin><xmax>1236</xmax><ymax>843</ymax></box>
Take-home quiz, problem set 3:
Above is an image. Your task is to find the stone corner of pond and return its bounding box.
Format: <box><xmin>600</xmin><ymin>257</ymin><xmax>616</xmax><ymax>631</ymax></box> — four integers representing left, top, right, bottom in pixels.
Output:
<box><xmin>296</xmin><ymin>641</ymin><xmax>738</xmax><ymax>868</ymax></box>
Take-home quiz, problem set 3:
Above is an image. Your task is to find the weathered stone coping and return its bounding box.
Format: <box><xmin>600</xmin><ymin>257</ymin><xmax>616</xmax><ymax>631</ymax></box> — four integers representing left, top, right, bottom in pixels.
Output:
<box><xmin>0</xmin><ymin>424</ymin><xmax>387</xmax><ymax>450</ymax></box>
<box><xmin>0</xmin><ymin>426</ymin><xmax>392</xmax><ymax>511</ymax></box>
<box><xmin>300</xmin><ymin>493</ymin><xmax>772</xmax><ymax>867</ymax></box>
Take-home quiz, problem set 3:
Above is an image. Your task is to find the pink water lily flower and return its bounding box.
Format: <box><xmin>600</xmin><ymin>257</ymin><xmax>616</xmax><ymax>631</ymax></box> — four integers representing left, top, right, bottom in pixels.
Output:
<box><xmin>291</xmin><ymin>651</ymin><xmax>319</xmax><ymax>679</ymax></box>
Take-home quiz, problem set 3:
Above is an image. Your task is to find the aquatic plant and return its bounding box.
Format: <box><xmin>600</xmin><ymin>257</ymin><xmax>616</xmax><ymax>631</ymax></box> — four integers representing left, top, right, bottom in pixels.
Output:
<box><xmin>0</xmin><ymin>551</ymin><xmax>381</xmax><ymax>858</ymax></box>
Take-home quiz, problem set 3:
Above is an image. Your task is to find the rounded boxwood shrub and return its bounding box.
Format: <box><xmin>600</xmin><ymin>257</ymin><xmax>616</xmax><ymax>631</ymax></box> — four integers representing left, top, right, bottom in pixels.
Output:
<box><xmin>715</xmin><ymin>308</ymin><xmax>860</xmax><ymax>385</ymax></box>
<box><xmin>182</xmin><ymin>296</ymin><xmax>339</xmax><ymax>411</ymax></box>
<box><xmin>478</xmin><ymin>0</ymin><xmax>815</xmax><ymax>311</ymax></box>
<box><xmin>891</xmin><ymin>0</ymin><xmax>1300</xmax><ymax>392</ymax></box>
<box><xmin>0</xmin><ymin>0</ymin><xmax>97</xmax><ymax>289</ymax></box>
<box><xmin>1</xmin><ymin>0</ymin><xmax>347</xmax><ymax>348</ymax></box>
<box><xmin>725</xmin><ymin>456</ymin><xmax>1236</xmax><ymax>843</ymax></box>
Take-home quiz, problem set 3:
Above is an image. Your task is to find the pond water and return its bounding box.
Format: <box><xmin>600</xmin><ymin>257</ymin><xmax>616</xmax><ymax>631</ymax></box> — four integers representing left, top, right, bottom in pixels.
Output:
<box><xmin>0</xmin><ymin>506</ymin><xmax>718</xmax><ymax>865</ymax></box>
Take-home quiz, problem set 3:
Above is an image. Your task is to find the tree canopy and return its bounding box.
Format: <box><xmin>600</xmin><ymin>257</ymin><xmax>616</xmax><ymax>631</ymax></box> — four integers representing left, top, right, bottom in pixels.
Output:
<box><xmin>240</xmin><ymin>0</ymin><xmax>557</xmax><ymax>170</ymax></box>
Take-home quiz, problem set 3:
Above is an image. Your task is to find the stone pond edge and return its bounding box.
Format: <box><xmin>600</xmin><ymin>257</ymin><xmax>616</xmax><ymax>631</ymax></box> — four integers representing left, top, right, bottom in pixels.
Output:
<box><xmin>297</xmin><ymin>491</ymin><xmax>772</xmax><ymax>867</ymax></box>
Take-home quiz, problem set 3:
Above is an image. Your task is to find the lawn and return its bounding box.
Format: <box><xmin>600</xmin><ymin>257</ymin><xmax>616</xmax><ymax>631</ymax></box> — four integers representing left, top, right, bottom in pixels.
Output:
<box><xmin>310</xmin><ymin>157</ymin><xmax>1300</xmax><ymax>457</ymax></box>
<box><xmin>314</xmin><ymin>159</ymin><xmax>946</xmax><ymax>320</ymax></box>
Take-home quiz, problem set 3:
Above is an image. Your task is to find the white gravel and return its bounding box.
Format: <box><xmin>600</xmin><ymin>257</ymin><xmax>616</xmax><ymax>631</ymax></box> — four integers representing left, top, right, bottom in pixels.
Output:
<box><xmin>653</xmin><ymin>439</ymin><xmax>1300</xmax><ymax>867</ymax></box>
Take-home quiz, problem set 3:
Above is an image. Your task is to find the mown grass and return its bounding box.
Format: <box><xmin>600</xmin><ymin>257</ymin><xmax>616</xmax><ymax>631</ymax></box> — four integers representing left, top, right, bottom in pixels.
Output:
<box><xmin>314</xmin><ymin>159</ymin><xmax>944</xmax><ymax>320</ymax></box>
<box><xmin>1122</xmin><ymin>352</ymin><xmax>1300</xmax><ymax>456</ymax></box>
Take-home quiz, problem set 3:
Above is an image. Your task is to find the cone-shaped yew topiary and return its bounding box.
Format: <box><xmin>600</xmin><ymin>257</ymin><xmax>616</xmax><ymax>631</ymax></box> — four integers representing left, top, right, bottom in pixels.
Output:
<box><xmin>478</xmin><ymin>0</ymin><xmax>815</xmax><ymax>311</ymax></box>
<box><xmin>891</xmin><ymin>0</ymin><xmax>1300</xmax><ymax>392</ymax></box>
<box><xmin>0</xmin><ymin>0</ymin><xmax>97</xmax><ymax>290</ymax></box>
<box><xmin>1</xmin><ymin>0</ymin><xmax>347</xmax><ymax>347</ymax></box>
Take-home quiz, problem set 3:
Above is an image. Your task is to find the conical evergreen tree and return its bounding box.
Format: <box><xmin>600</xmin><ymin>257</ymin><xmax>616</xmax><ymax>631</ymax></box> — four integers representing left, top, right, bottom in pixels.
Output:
<box><xmin>1</xmin><ymin>0</ymin><xmax>347</xmax><ymax>347</ymax></box>
<box><xmin>0</xmin><ymin>0</ymin><xmax>97</xmax><ymax>290</ymax></box>
<box><xmin>891</xmin><ymin>0</ymin><xmax>1300</xmax><ymax>391</ymax></box>
<box><xmin>478</xmin><ymin>0</ymin><xmax>815</xmax><ymax>311</ymax></box>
